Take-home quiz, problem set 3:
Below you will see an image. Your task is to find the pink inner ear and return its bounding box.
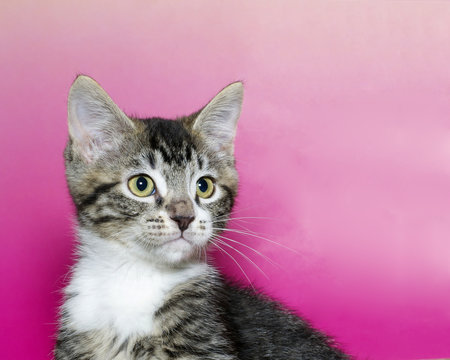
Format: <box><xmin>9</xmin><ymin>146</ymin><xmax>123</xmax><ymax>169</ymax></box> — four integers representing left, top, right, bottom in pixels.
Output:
<box><xmin>68</xmin><ymin>105</ymin><xmax>92</xmax><ymax>143</ymax></box>
<box><xmin>192</xmin><ymin>83</ymin><xmax>242</xmax><ymax>154</ymax></box>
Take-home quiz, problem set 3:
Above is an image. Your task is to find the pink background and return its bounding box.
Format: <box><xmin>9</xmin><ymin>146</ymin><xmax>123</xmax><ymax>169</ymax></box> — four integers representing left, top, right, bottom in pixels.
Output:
<box><xmin>1</xmin><ymin>1</ymin><xmax>450</xmax><ymax>359</ymax></box>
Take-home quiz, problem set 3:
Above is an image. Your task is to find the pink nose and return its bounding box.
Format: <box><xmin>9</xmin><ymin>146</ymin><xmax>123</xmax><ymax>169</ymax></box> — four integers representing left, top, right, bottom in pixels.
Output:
<box><xmin>170</xmin><ymin>215</ymin><xmax>194</xmax><ymax>231</ymax></box>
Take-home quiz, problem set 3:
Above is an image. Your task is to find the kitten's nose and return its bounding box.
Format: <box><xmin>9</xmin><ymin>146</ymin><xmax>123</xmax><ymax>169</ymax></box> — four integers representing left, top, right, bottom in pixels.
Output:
<box><xmin>166</xmin><ymin>198</ymin><xmax>195</xmax><ymax>232</ymax></box>
<box><xmin>170</xmin><ymin>215</ymin><xmax>194</xmax><ymax>232</ymax></box>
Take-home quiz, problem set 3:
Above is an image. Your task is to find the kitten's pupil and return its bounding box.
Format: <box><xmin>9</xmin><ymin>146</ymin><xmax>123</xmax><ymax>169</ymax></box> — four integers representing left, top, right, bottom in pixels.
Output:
<box><xmin>136</xmin><ymin>177</ymin><xmax>148</xmax><ymax>191</ymax></box>
<box><xmin>198</xmin><ymin>178</ymin><xmax>208</xmax><ymax>193</ymax></box>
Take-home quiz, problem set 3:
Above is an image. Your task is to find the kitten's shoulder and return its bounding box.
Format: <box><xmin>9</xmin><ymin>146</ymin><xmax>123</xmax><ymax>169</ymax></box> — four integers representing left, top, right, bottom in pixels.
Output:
<box><xmin>222</xmin><ymin>281</ymin><xmax>349</xmax><ymax>359</ymax></box>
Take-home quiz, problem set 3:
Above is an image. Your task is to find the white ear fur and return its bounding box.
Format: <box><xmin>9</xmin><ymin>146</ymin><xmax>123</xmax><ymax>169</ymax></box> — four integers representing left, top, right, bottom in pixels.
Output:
<box><xmin>67</xmin><ymin>75</ymin><xmax>134</xmax><ymax>161</ymax></box>
<box><xmin>192</xmin><ymin>82</ymin><xmax>243</xmax><ymax>156</ymax></box>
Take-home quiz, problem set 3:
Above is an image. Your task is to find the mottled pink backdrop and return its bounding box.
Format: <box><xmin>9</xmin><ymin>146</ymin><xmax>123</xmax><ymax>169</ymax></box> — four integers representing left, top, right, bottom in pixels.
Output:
<box><xmin>1</xmin><ymin>1</ymin><xmax>450</xmax><ymax>359</ymax></box>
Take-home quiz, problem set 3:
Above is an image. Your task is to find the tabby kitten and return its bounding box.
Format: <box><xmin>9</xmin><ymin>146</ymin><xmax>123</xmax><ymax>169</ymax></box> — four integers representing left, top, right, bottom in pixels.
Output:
<box><xmin>55</xmin><ymin>75</ymin><xmax>348</xmax><ymax>359</ymax></box>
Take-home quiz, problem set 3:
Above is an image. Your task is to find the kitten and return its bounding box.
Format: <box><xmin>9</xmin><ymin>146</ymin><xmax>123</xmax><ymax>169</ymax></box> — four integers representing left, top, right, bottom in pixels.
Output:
<box><xmin>55</xmin><ymin>75</ymin><xmax>348</xmax><ymax>359</ymax></box>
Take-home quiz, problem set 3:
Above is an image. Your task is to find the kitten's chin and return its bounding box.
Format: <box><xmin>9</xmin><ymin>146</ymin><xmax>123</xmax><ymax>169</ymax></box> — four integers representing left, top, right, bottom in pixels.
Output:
<box><xmin>133</xmin><ymin>236</ymin><xmax>207</xmax><ymax>266</ymax></box>
<box><xmin>159</xmin><ymin>237</ymin><xmax>195</xmax><ymax>263</ymax></box>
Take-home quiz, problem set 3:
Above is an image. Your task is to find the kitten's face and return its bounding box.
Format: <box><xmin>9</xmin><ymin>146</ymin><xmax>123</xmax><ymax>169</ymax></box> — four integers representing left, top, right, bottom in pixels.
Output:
<box><xmin>65</xmin><ymin>76</ymin><xmax>242</xmax><ymax>265</ymax></box>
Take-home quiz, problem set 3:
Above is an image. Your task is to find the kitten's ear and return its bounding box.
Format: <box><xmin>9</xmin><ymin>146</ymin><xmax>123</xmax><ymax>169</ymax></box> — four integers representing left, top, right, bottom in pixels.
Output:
<box><xmin>67</xmin><ymin>75</ymin><xmax>135</xmax><ymax>161</ymax></box>
<box><xmin>190</xmin><ymin>82</ymin><xmax>243</xmax><ymax>156</ymax></box>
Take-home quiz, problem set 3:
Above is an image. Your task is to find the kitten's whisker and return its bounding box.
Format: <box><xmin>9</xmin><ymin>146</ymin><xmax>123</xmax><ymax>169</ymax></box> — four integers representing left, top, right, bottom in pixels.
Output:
<box><xmin>233</xmin><ymin>222</ymin><xmax>277</xmax><ymax>237</ymax></box>
<box><xmin>212</xmin><ymin>216</ymin><xmax>275</xmax><ymax>222</ymax></box>
<box><xmin>211</xmin><ymin>222</ymin><xmax>275</xmax><ymax>238</ymax></box>
<box><xmin>212</xmin><ymin>227</ymin><xmax>299</xmax><ymax>255</ymax></box>
<box><xmin>228</xmin><ymin>205</ymin><xmax>263</xmax><ymax>214</ymax></box>
<box><xmin>134</xmin><ymin>234</ymin><xmax>156</xmax><ymax>253</ymax></box>
<box><xmin>223</xmin><ymin>223</ymin><xmax>272</xmax><ymax>237</ymax></box>
<box><xmin>213</xmin><ymin>233</ymin><xmax>279</xmax><ymax>268</ymax></box>
<box><xmin>210</xmin><ymin>241</ymin><xmax>255</xmax><ymax>291</ymax></box>
<box><xmin>212</xmin><ymin>237</ymin><xmax>269</xmax><ymax>280</ymax></box>
<box><xmin>232</xmin><ymin>221</ymin><xmax>258</xmax><ymax>234</ymax></box>
<box><xmin>215</xmin><ymin>205</ymin><xmax>266</xmax><ymax>218</ymax></box>
<box><xmin>196</xmin><ymin>246</ymin><xmax>201</xmax><ymax>262</ymax></box>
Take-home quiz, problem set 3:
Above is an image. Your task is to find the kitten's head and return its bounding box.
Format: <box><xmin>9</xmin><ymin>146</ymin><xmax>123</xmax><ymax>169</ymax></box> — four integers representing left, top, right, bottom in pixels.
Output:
<box><xmin>65</xmin><ymin>76</ymin><xmax>243</xmax><ymax>265</ymax></box>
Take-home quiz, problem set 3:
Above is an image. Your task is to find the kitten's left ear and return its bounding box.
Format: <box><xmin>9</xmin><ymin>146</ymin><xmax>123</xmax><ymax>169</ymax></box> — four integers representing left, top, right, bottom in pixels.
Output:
<box><xmin>189</xmin><ymin>82</ymin><xmax>243</xmax><ymax>157</ymax></box>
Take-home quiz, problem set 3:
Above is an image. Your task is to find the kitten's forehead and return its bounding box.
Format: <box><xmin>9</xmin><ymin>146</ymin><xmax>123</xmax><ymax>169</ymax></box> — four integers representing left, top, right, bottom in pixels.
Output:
<box><xmin>142</xmin><ymin>118</ymin><xmax>197</xmax><ymax>168</ymax></box>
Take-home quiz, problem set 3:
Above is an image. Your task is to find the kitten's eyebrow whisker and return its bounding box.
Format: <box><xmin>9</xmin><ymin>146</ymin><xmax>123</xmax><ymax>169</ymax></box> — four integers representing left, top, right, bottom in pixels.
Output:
<box><xmin>210</xmin><ymin>240</ymin><xmax>255</xmax><ymax>291</ymax></box>
<box><xmin>213</xmin><ymin>236</ymin><xmax>269</xmax><ymax>280</ymax></box>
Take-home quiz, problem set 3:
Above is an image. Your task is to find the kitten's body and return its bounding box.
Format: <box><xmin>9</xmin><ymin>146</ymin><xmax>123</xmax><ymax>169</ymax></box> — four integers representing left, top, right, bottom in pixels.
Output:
<box><xmin>55</xmin><ymin>76</ymin><xmax>347</xmax><ymax>359</ymax></box>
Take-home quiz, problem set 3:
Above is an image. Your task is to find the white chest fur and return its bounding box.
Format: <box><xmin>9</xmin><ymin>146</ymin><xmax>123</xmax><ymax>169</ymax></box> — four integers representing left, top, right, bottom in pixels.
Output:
<box><xmin>63</xmin><ymin>238</ymin><xmax>208</xmax><ymax>341</ymax></box>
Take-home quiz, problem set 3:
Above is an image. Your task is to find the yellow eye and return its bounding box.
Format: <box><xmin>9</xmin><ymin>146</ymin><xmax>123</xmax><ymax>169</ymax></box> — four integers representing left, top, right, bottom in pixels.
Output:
<box><xmin>196</xmin><ymin>177</ymin><xmax>215</xmax><ymax>198</ymax></box>
<box><xmin>128</xmin><ymin>175</ymin><xmax>155</xmax><ymax>197</ymax></box>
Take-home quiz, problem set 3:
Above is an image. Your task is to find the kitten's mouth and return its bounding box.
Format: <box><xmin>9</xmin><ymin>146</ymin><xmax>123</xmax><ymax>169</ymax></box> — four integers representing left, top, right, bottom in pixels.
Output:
<box><xmin>164</xmin><ymin>236</ymin><xmax>191</xmax><ymax>245</ymax></box>
<box><xmin>161</xmin><ymin>235</ymin><xmax>198</xmax><ymax>248</ymax></box>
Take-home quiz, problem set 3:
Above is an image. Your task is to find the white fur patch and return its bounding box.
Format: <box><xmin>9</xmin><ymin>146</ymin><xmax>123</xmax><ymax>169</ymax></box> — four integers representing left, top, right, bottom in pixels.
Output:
<box><xmin>64</xmin><ymin>231</ymin><xmax>209</xmax><ymax>341</ymax></box>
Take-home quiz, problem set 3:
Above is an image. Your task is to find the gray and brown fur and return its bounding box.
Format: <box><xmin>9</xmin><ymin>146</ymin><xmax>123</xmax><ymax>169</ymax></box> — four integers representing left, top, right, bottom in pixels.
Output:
<box><xmin>55</xmin><ymin>75</ymin><xmax>348</xmax><ymax>359</ymax></box>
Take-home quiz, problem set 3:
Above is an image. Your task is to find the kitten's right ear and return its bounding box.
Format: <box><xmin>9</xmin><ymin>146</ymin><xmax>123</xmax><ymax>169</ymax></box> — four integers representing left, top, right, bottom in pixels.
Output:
<box><xmin>67</xmin><ymin>75</ymin><xmax>135</xmax><ymax>162</ymax></box>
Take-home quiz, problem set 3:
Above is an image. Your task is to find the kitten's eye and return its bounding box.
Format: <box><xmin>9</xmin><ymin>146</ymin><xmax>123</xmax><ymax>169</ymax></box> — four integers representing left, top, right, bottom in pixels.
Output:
<box><xmin>128</xmin><ymin>175</ymin><xmax>155</xmax><ymax>197</ymax></box>
<box><xmin>196</xmin><ymin>177</ymin><xmax>215</xmax><ymax>199</ymax></box>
